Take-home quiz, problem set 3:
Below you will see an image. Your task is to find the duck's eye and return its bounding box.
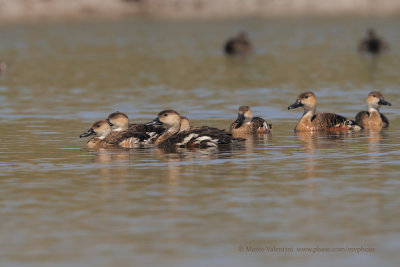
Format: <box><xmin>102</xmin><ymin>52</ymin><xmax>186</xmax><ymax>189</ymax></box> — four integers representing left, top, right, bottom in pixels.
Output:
<box><xmin>372</xmin><ymin>95</ymin><xmax>376</xmax><ymax>97</ymax></box>
<box><xmin>305</xmin><ymin>96</ymin><xmax>309</xmax><ymax>99</ymax></box>
<box><xmin>164</xmin><ymin>113</ymin><xmax>168</xmax><ymax>117</ymax></box>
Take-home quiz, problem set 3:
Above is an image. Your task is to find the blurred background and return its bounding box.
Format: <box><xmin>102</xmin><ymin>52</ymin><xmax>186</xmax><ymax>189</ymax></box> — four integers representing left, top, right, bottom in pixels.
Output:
<box><xmin>1</xmin><ymin>1</ymin><xmax>400</xmax><ymax>267</ymax></box>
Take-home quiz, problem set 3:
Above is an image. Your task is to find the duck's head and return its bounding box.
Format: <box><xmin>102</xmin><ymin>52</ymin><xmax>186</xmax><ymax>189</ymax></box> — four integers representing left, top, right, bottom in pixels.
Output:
<box><xmin>107</xmin><ymin>111</ymin><xmax>129</xmax><ymax>131</ymax></box>
<box><xmin>367</xmin><ymin>91</ymin><xmax>391</xmax><ymax>110</ymax></box>
<box><xmin>288</xmin><ymin>92</ymin><xmax>317</xmax><ymax>112</ymax></box>
<box><xmin>145</xmin><ymin>110</ymin><xmax>181</xmax><ymax>129</ymax></box>
<box><xmin>80</xmin><ymin>120</ymin><xmax>112</xmax><ymax>139</ymax></box>
<box><xmin>234</xmin><ymin>106</ymin><xmax>253</xmax><ymax>128</ymax></box>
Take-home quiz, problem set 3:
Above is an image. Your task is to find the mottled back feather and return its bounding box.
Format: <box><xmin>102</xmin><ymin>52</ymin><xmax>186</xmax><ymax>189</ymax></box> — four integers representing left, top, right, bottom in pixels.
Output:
<box><xmin>158</xmin><ymin>126</ymin><xmax>242</xmax><ymax>149</ymax></box>
<box><xmin>311</xmin><ymin>113</ymin><xmax>347</xmax><ymax>128</ymax></box>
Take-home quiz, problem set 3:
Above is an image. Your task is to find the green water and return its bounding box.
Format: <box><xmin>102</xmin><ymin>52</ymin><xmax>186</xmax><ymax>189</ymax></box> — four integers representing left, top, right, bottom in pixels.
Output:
<box><xmin>0</xmin><ymin>17</ymin><xmax>399</xmax><ymax>266</ymax></box>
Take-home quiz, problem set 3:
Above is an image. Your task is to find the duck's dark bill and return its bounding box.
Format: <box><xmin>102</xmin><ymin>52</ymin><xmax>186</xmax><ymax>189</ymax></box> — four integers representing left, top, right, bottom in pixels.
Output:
<box><xmin>378</xmin><ymin>98</ymin><xmax>392</xmax><ymax>106</ymax></box>
<box><xmin>80</xmin><ymin>128</ymin><xmax>95</xmax><ymax>138</ymax></box>
<box><xmin>145</xmin><ymin>117</ymin><xmax>163</xmax><ymax>126</ymax></box>
<box><xmin>288</xmin><ymin>99</ymin><xmax>304</xmax><ymax>110</ymax></box>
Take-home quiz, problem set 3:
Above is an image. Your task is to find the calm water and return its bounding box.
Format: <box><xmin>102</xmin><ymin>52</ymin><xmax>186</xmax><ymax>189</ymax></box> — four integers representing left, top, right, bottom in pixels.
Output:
<box><xmin>1</xmin><ymin>17</ymin><xmax>400</xmax><ymax>266</ymax></box>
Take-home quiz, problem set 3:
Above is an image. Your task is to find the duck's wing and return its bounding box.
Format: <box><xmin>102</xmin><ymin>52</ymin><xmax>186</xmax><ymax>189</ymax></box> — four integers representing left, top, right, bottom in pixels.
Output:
<box><xmin>159</xmin><ymin>127</ymin><xmax>243</xmax><ymax>149</ymax></box>
<box><xmin>128</xmin><ymin>123</ymin><xmax>165</xmax><ymax>144</ymax></box>
<box><xmin>312</xmin><ymin>113</ymin><xmax>348</xmax><ymax>128</ymax></box>
<box><xmin>355</xmin><ymin>111</ymin><xmax>369</xmax><ymax>126</ymax></box>
<box><xmin>229</xmin><ymin>121</ymin><xmax>239</xmax><ymax>132</ymax></box>
<box><xmin>103</xmin><ymin>129</ymin><xmax>149</xmax><ymax>145</ymax></box>
<box><xmin>128</xmin><ymin>123</ymin><xmax>164</xmax><ymax>135</ymax></box>
<box><xmin>251</xmin><ymin>117</ymin><xmax>272</xmax><ymax>132</ymax></box>
<box><xmin>380</xmin><ymin>113</ymin><xmax>389</xmax><ymax>128</ymax></box>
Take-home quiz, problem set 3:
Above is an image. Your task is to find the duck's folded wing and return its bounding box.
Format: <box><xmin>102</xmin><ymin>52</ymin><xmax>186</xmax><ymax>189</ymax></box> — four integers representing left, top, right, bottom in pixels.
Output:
<box><xmin>355</xmin><ymin>111</ymin><xmax>369</xmax><ymax>126</ymax></box>
<box><xmin>104</xmin><ymin>129</ymin><xmax>150</xmax><ymax>145</ymax></box>
<box><xmin>380</xmin><ymin>113</ymin><xmax>389</xmax><ymax>128</ymax></box>
<box><xmin>252</xmin><ymin>117</ymin><xmax>272</xmax><ymax>131</ymax></box>
<box><xmin>313</xmin><ymin>113</ymin><xmax>348</xmax><ymax>128</ymax></box>
<box><xmin>159</xmin><ymin>127</ymin><xmax>240</xmax><ymax>149</ymax></box>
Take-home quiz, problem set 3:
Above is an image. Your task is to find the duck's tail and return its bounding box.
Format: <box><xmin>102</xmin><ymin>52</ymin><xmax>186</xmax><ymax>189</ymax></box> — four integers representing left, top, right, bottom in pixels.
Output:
<box><xmin>345</xmin><ymin>120</ymin><xmax>363</xmax><ymax>132</ymax></box>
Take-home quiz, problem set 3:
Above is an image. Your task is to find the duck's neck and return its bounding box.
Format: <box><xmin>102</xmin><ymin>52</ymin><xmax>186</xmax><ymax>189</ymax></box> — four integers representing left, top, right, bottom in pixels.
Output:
<box><xmin>155</xmin><ymin>123</ymin><xmax>180</xmax><ymax>146</ymax></box>
<box><xmin>368</xmin><ymin>107</ymin><xmax>382</xmax><ymax>123</ymax></box>
<box><xmin>245</xmin><ymin>116</ymin><xmax>252</xmax><ymax>124</ymax></box>
<box><xmin>368</xmin><ymin>106</ymin><xmax>380</xmax><ymax>114</ymax></box>
<box><xmin>301</xmin><ymin>107</ymin><xmax>316</xmax><ymax>122</ymax></box>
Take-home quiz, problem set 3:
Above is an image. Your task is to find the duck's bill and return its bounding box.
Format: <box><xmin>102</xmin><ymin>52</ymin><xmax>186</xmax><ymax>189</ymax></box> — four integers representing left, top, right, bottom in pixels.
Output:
<box><xmin>234</xmin><ymin>113</ymin><xmax>245</xmax><ymax>129</ymax></box>
<box><xmin>80</xmin><ymin>128</ymin><xmax>95</xmax><ymax>138</ymax></box>
<box><xmin>288</xmin><ymin>99</ymin><xmax>304</xmax><ymax>110</ymax></box>
<box><xmin>145</xmin><ymin>117</ymin><xmax>163</xmax><ymax>126</ymax></box>
<box><xmin>378</xmin><ymin>98</ymin><xmax>392</xmax><ymax>106</ymax></box>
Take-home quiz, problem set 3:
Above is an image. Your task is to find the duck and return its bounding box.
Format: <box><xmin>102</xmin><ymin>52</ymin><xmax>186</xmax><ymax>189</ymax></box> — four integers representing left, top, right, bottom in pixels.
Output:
<box><xmin>355</xmin><ymin>91</ymin><xmax>391</xmax><ymax>130</ymax></box>
<box><xmin>79</xmin><ymin>120</ymin><xmax>115</xmax><ymax>148</ymax></box>
<box><xmin>106</xmin><ymin>111</ymin><xmax>165</xmax><ymax>146</ymax></box>
<box><xmin>79</xmin><ymin>115</ymin><xmax>153</xmax><ymax>149</ymax></box>
<box><xmin>224</xmin><ymin>31</ymin><xmax>252</xmax><ymax>56</ymax></box>
<box><xmin>288</xmin><ymin>92</ymin><xmax>362</xmax><ymax>132</ymax></box>
<box><xmin>229</xmin><ymin>106</ymin><xmax>272</xmax><ymax>135</ymax></box>
<box><xmin>145</xmin><ymin>110</ymin><xmax>244</xmax><ymax>149</ymax></box>
<box><xmin>358</xmin><ymin>28</ymin><xmax>389</xmax><ymax>55</ymax></box>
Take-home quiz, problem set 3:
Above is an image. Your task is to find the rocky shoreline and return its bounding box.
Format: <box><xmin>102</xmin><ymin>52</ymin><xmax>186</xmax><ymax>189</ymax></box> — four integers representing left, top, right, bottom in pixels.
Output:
<box><xmin>0</xmin><ymin>0</ymin><xmax>399</xmax><ymax>22</ymax></box>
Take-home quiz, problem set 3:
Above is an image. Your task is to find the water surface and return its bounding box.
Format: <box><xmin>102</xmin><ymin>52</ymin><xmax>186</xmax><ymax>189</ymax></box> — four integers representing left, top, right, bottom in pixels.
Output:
<box><xmin>1</xmin><ymin>17</ymin><xmax>400</xmax><ymax>266</ymax></box>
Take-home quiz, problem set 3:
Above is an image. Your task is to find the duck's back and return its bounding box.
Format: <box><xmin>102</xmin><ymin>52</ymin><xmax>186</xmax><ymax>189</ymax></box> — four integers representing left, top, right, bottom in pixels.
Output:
<box><xmin>311</xmin><ymin>113</ymin><xmax>348</xmax><ymax>128</ymax></box>
<box><xmin>128</xmin><ymin>123</ymin><xmax>165</xmax><ymax>143</ymax></box>
<box><xmin>230</xmin><ymin>117</ymin><xmax>271</xmax><ymax>135</ymax></box>
<box><xmin>251</xmin><ymin>117</ymin><xmax>272</xmax><ymax>133</ymax></box>
<box><xmin>103</xmin><ymin>130</ymin><xmax>150</xmax><ymax>147</ymax></box>
<box><xmin>159</xmin><ymin>127</ymin><xmax>242</xmax><ymax>149</ymax></box>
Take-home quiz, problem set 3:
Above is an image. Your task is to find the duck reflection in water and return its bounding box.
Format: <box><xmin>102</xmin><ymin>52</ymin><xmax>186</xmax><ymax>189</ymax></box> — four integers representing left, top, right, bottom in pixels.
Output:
<box><xmin>87</xmin><ymin>146</ymin><xmax>130</xmax><ymax>181</ymax></box>
<box><xmin>295</xmin><ymin>131</ymin><xmax>358</xmax><ymax>179</ymax></box>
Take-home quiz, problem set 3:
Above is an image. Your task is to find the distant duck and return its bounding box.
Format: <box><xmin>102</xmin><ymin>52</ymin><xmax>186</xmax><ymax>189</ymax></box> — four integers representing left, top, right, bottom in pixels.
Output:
<box><xmin>145</xmin><ymin>110</ymin><xmax>244</xmax><ymax>149</ymax></box>
<box><xmin>224</xmin><ymin>31</ymin><xmax>252</xmax><ymax>56</ymax></box>
<box><xmin>106</xmin><ymin>111</ymin><xmax>164</xmax><ymax>146</ymax></box>
<box><xmin>288</xmin><ymin>92</ymin><xmax>362</xmax><ymax>132</ymax></box>
<box><xmin>229</xmin><ymin>106</ymin><xmax>272</xmax><ymax>135</ymax></box>
<box><xmin>358</xmin><ymin>28</ymin><xmax>389</xmax><ymax>55</ymax></box>
<box><xmin>355</xmin><ymin>91</ymin><xmax>391</xmax><ymax>130</ymax></box>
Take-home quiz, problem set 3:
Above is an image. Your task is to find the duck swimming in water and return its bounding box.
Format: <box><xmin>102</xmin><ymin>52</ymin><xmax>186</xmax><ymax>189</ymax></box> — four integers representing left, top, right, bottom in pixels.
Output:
<box><xmin>79</xmin><ymin>120</ymin><xmax>116</xmax><ymax>148</ymax></box>
<box><xmin>229</xmin><ymin>106</ymin><xmax>272</xmax><ymax>135</ymax></box>
<box><xmin>358</xmin><ymin>28</ymin><xmax>389</xmax><ymax>55</ymax></box>
<box><xmin>224</xmin><ymin>31</ymin><xmax>252</xmax><ymax>56</ymax></box>
<box><xmin>288</xmin><ymin>92</ymin><xmax>362</xmax><ymax>132</ymax></box>
<box><xmin>145</xmin><ymin>110</ymin><xmax>244</xmax><ymax>149</ymax></box>
<box><xmin>355</xmin><ymin>91</ymin><xmax>391</xmax><ymax>130</ymax></box>
<box><xmin>106</xmin><ymin>111</ymin><xmax>164</xmax><ymax>146</ymax></box>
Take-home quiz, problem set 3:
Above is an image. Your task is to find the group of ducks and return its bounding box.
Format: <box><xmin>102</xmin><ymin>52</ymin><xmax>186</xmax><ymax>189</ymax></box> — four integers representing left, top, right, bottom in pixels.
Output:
<box><xmin>80</xmin><ymin>91</ymin><xmax>392</xmax><ymax>149</ymax></box>
<box><xmin>224</xmin><ymin>28</ymin><xmax>388</xmax><ymax>56</ymax></box>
